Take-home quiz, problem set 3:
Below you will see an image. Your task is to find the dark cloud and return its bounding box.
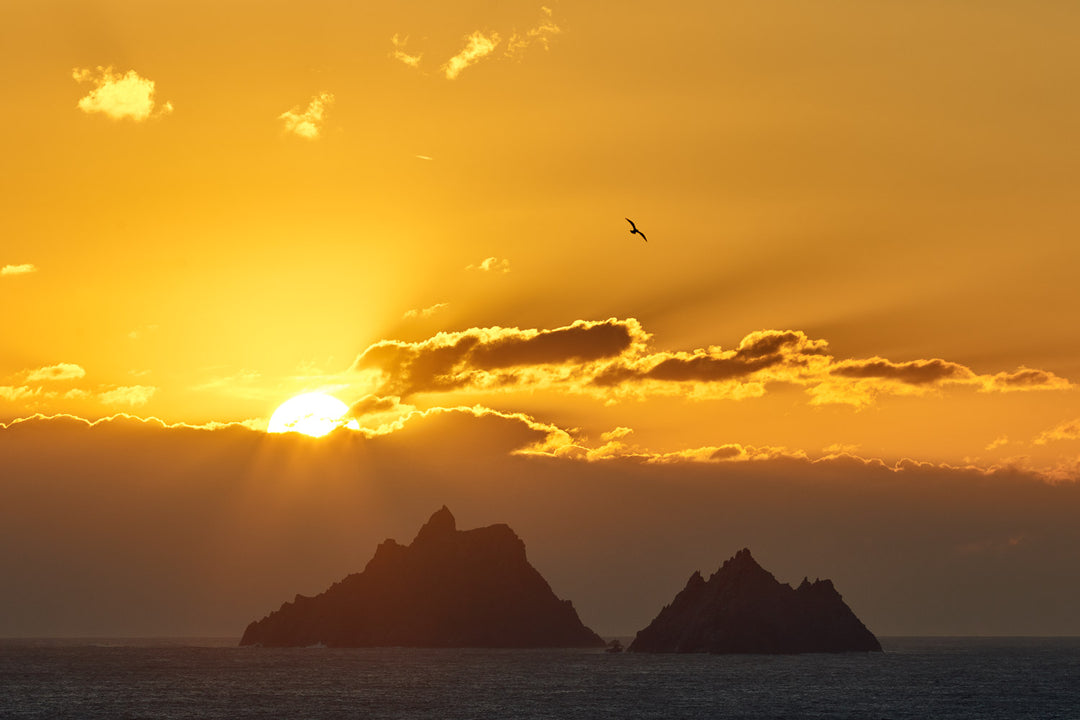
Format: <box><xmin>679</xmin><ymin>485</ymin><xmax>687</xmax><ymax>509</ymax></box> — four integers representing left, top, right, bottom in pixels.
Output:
<box><xmin>831</xmin><ymin>357</ymin><xmax>971</xmax><ymax>385</ymax></box>
<box><xmin>352</xmin><ymin>318</ymin><xmax>643</xmax><ymax>396</ymax></box>
<box><xmin>989</xmin><ymin>367</ymin><xmax>1070</xmax><ymax>391</ymax></box>
<box><xmin>470</xmin><ymin>319</ymin><xmax>635</xmax><ymax>370</ymax></box>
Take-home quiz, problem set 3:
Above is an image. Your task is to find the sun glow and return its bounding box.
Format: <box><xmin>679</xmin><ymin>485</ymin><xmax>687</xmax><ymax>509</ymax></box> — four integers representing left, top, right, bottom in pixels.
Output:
<box><xmin>267</xmin><ymin>392</ymin><xmax>359</xmax><ymax>437</ymax></box>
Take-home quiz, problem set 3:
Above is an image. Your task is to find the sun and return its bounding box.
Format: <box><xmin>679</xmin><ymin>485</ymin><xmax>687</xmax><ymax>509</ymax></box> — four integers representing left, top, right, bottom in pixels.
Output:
<box><xmin>267</xmin><ymin>392</ymin><xmax>359</xmax><ymax>437</ymax></box>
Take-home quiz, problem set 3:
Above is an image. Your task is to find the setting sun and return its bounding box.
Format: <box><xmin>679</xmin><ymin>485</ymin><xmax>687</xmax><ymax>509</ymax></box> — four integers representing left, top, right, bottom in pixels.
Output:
<box><xmin>267</xmin><ymin>392</ymin><xmax>358</xmax><ymax>437</ymax></box>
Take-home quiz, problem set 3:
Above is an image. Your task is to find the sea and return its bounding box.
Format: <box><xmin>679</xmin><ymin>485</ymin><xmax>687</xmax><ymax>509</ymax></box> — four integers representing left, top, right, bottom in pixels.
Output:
<box><xmin>1</xmin><ymin>637</ymin><xmax>1078</xmax><ymax>719</ymax></box>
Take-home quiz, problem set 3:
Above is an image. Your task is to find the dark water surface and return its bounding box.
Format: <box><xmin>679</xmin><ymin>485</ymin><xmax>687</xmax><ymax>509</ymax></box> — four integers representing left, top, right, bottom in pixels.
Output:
<box><xmin>2</xmin><ymin>637</ymin><xmax>1078</xmax><ymax>719</ymax></box>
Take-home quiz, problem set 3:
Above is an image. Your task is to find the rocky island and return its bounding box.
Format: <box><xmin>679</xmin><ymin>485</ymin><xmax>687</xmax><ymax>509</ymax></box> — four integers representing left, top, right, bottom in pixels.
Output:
<box><xmin>240</xmin><ymin>507</ymin><xmax>604</xmax><ymax>648</ymax></box>
<box><xmin>629</xmin><ymin>548</ymin><xmax>881</xmax><ymax>654</ymax></box>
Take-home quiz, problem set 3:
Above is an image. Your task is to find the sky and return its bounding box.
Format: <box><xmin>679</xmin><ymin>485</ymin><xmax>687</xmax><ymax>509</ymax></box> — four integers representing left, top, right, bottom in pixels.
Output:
<box><xmin>2</xmin><ymin>0</ymin><xmax>1080</xmax><ymax>638</ymax></box>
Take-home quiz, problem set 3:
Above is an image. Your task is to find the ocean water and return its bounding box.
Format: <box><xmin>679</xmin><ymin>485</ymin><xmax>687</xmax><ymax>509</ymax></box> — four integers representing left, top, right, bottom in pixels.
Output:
<box><xmin>1</xmin><ymin>637</ymin><xmax>1078</xmax><ymax>719</ymax></box>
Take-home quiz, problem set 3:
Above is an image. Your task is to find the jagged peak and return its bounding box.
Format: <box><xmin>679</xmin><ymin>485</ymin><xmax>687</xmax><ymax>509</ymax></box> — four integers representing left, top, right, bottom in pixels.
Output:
<box><xmin>720</xmin><ymin>547</ymin><xmax>763</xmax><ymax>572</ymax></box>
<box><xmin>413</xmin><ymin>505</ymin><xmax>456</xmax><ymax>544</ymax></box>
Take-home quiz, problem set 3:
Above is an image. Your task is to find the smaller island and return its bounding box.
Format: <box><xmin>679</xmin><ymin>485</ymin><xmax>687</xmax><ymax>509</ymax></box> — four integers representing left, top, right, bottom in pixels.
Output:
<box><xmin>240</xmin><ymin>506</ymin><xmax>604</xmax><ymax>648</ymax></box>
<box><xmin>629</xmin><ymin>548</ymin><xmax>881</xmax><ymax>654</ymax></box>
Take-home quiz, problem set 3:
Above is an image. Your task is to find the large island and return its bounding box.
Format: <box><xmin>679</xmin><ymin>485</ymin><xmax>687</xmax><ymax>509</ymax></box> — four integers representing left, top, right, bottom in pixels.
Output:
<box><xmin>630</xmin><ymin>548</ymin><xmax>881</xmax><ymax>654</ymax></box>
<box><xmin>240</xmin><ymin>506</ymin><xmax>604</xmax><ymax>648</ymax></box>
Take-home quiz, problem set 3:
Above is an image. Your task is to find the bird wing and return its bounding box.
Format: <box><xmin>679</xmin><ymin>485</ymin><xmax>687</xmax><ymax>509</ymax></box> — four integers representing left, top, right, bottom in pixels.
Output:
<box><xmin>625</xmin><ymin>218</ymin><xmax>637</xmax><ymax>231</ymax></box>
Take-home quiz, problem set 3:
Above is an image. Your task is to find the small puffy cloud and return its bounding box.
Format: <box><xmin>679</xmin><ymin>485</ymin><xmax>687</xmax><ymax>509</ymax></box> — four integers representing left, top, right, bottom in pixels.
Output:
<box><xmin>396</xmin><ymin>7</ymin><xmax>559</xmax><ymax>79</ymax></box>
<box><xmin>443</xmin><ymin>31</ymin><xmax>501</xmax><ymax>80</ymax></box>
<box><xmin>26</xmin><ymin>363</ymin><xmax>86</xmax><ymax>382</ymax></box>
<box><xmin>403</xmin><ymin>303</ymin><xmax>448</xmax><ymax>320</ymax></box>
<box><xmin>98</xmin><ymin>385</ymin><xmax>156</xmax><ymax>407</ymax></box>
<box><xmin>390</xmin><ymin>34</ymin><xmax>423</xmax><ymax>69</ymax></box>
<box><xmin>506</xmin><ymin>6</ymin><xmax>561</xmax><ymax>58</ymax></box>
<box><xmin>0</xmin><ymin>386</ymin><xmax>40</xmax><ymax>402</ymax></box>
<box><xmin>466</xmin><ymin>257</ymin><xmax>510</xmax><ymax>273</ymax></box>
<box><xmin>984</xmin><ymin>367</ymin><xmax>1071</xmax><ymax>393</ymax></box>
<box><xmin>2</xmin><ymin>264</ymin><xmax>37</xmax><ymax>276</ymax></box>
<box><xmin>73</xmin><ymin>67</ymin><xmax>172</xmax><ymax>121</ymax></box>
<box><xmin>1035</xmin><ymin>419</ymin><xmax>1080</xmax><ymax>446</ymax></box>
<box><xmin>279</xmin><ymin>92</ymin><xmax>334</xmax><ymax>140</ymax></box>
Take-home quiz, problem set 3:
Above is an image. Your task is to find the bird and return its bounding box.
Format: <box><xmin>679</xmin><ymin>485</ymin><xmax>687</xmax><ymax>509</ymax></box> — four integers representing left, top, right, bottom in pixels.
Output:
<box><xmin>625</xmin><ymin>218</ymin><xmax>647</xmax><ymax>242</ymax></box>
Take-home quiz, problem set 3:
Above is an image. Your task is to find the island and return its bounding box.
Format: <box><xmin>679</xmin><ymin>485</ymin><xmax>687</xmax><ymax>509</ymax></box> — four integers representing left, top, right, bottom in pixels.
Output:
<box><xmin>629</xmin><ymin>548</ymin><xmax>882</xmax><ymax>654</ymax></box>
<box><xmin>240</xmin><ymin>506</ymin><xmax>605</xmax><ymax>648</ymax></box>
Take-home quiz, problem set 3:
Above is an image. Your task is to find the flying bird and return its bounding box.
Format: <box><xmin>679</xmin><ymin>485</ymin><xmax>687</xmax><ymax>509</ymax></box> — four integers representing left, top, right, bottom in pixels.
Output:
<box><xmin>625</xmin><ymin>218</ymin><xmax>647</xmax><ymax>242</ymax></box>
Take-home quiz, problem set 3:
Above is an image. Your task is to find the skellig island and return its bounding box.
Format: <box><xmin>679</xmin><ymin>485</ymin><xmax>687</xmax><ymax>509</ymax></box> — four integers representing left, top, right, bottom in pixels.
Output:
<box><xmin>240</xmin><ymin>507</ymin><xmax>604</xmax><ymax>648</ymax></box>
<box><xmin>629</xmin><ymin>548</ymin><xmax>881</xmax><ymax>654</ymax></box>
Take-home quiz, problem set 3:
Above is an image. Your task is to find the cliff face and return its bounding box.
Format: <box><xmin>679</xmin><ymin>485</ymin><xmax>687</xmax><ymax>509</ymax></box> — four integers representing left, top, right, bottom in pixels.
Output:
<box><xmin>240</xmin><ymin>507</ymin><xmax>604</xmax><ymax>648</ymax></box>
<box><xmin>629</xmin><ymin>549</ymin><xmax>881</xmax><ymax>654</ymax></box>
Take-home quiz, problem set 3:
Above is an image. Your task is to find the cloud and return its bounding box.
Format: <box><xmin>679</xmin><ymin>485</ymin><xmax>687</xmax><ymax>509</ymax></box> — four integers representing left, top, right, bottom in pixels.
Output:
<box><xmin>390</xmin><ymin>34</ymin><xmax>423</xmax><ymax>69</ymax></box>
<box><xmin>4</xmin><ymin>411</ymin><xmax>1080</xmax><ymax>638</ymax></box>
<box><xmin>25</xmin><ymin>363</ymin><xmax>86</xmax><ymax>382</ymax></box>
<box><xmin>0</xmin><ymin>386</ymin><xmax>40</xmax><ymax>402</ymax></box>
<box><xmin>985</xmin><ymin>367</ymin><xmax>1072</xmax><ymax>393</ymax></box>
<box><xmin>466</xmin><ymin>257</ymin><xmax>510</xmax><ymax>273</ymax></box>
<box><xmin>1</xmin><ymin>264</ymin><xmax>36</xmax><ymax>276</ymax></box>
<box><xmin>395</xmin><ymin>7</ymin><xmax>560</xmax><ymax>79</ymax></box>
<box><xmin>443</xmin><ymin>31</ymin><xmax>501</xmax><ymax>80</ymax></box>
<box><xmin>403</xmin><ymin>302</ymin><xmax>448</xmax><ymax>320</ymax></box>
<box><xmin>72</xmin><ymin>67</ymin><xmax>173</xmax><ymax>121</ymax></box>
<box><xmin>352</xmin><ymin>318</ymin><xmax>647</xmax><ymax>397</ymax></box>
<box><xmin>98</xmin><ymin>385</ymin><xmax>156</xmax><ymax>407</ymax></box>
<box><xmin>1035</xmin><ymin>419</ymin><xmax>1080</xmax><ymax>446</ymax></box>
<box><xmin>505</xmin><ymin>6</ymin><xmax>562</xmax><ymax>58</ymax></box>
<box><xmin>279</xmin><ymin>92</ymin><xmax>334</xmax><ymax>140</ymax></box>
<box><xmin>349</xmin><ymin>318</ymin><xmax>1072</xmax><ymax>407</ymax></box>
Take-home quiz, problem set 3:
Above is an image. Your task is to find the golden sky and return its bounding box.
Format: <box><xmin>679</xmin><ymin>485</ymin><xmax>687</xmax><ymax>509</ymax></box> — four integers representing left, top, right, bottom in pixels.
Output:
<box><xmin>2</xmin><ymin>0</ymin><xmax>1080</xmax><ymax>636</ymax></box>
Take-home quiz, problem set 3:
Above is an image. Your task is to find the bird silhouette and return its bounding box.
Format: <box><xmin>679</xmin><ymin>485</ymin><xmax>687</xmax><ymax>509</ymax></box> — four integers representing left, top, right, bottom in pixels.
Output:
<box><xmin>626</xmin><ymin>218</ymin><xmax>647</xmax><ymax>242</ymax></box>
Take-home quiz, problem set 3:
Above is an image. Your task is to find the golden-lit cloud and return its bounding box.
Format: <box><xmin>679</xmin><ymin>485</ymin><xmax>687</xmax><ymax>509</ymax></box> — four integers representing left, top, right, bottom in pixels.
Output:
<box><xmin>394</xmin><ymin>7</ymin><xmax>560</xmax><ymax>79</ymax></box>
<box><xmin>25</xmin><ymin>363</ymin><xmax>86</xmax><ymax>382</ymax></box>
<box><xmin>0</xmin><ymin>385</ymin><xmax>40</xmax><ymax>402</ymax></box>
<box><xmin>466</xmin><ymin>256</ymin><xmax>510</xmax><ymax>273</ymax></box>
<box><xmin>443</xmin><ymin>31</ymin><xmax>501</xmax><ymax>80</ymax></box>
<box><xmin>352</xmin><ymin>318</ymin><xmax>647</xmax><ymax>397</ymax></box>
<box><xmin>350</xmin><ymin>318</ymin><xmax>1071</xmax><ymax>408</ymax></box>
<box><xmin>403</xmin><ymin>302</ymin><xmax>448</xmax><ymax>320</ymax></box>
<box><xmin>279</xmin><ymin>92</ymin><xmax>334</xmax><ymax>139</ymax></box>
<box><xmin>985</xmin><ymin>367</ymin><xmax>1071</xmax><ymax>393</ymax></box>
<box><xmin>1</xmin><ymin>263</ymin><xmax>37</xmax><ymax>276</ymax></box>
<box><xmin>1035</xmin><ymin>418</ymin><xmax>1080</xmax><ymax>446</ymax></box>
<box><xmin>390</xmin><ymin>34</ymin><xmax>423</xmax><ymax>69</ymax></box>
<box><xmin>505</xmin><ymin>6</ymin><xmax>561</xmax><ymax>58</ymax></box>
<box><xmin>97</xmin><ymin>385</ymin><xmax>156</xmax><ymax>407</ymax></box>
<box><xmin>72</xmin><ymin>67</ymin><xmax>173</xmax><ymax>121</ymax></box>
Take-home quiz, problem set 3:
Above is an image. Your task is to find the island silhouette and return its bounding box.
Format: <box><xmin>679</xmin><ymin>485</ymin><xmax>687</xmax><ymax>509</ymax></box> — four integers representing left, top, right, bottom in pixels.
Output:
<box><xmin>240</xmin><ymin>506</ymin><xmax>604</xmax><ymax>648</ymax></box>
<box><xmin>630</xmin><ymin>548</ymin><xmax>882</xmax><ymax>654</ymax></box>
<box><xmin>241</xmin><ymin>509</ymin><xmax>879</xmax><ymax>653</ymax></box>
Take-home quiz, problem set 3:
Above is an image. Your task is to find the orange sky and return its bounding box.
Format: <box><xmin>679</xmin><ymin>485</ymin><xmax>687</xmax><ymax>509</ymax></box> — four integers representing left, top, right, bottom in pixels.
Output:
<box><xmin>2</xmin><ymin>0</ymin><xmax>1080</xmax><ymax>636</ymax></box>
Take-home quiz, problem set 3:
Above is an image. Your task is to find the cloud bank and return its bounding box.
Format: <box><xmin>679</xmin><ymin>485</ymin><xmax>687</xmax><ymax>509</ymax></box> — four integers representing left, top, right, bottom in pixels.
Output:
<box><xmin>3</xmin><ymin>411</ymin><xmax>1080</xmax><ymax>638</ymax></box>
<box><xmin>350</xmin><ymin>318</ymin><xmax>1071</xmax><ymax>407</ymax></box>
